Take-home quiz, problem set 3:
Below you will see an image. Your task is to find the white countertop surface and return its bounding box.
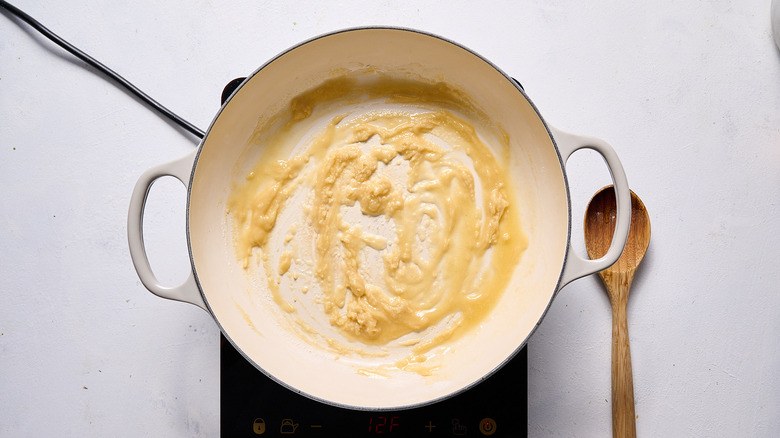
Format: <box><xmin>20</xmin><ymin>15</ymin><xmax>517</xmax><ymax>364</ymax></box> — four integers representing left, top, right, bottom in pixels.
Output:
<box><xmin>2</xmin><ymin>1</ymin><xmax>779</xmax><ymax>436</ymax></box>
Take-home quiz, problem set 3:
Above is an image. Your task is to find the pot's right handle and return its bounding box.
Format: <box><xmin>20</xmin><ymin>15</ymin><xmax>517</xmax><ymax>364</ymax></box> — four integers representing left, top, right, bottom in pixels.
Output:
<box><xmin>127</xmin><ymin>150</ymin><xmax>207</xmax><ymax>311</ymax></box>
<box><xmin>550</xmin><ymin>126</ymin><xmax>631</xmax><ymax>290</ymax></box>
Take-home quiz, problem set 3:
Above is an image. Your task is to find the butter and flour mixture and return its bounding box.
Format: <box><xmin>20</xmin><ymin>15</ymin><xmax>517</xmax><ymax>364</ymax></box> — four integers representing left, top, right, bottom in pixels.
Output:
<box><xmin>227</xmin><ymin>74</ymin><xmax>527</xmax><ymax>373</ymax></box>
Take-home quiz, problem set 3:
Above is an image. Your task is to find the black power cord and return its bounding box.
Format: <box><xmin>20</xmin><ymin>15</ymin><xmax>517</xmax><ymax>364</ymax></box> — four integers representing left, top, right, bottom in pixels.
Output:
<box><xmin>0</xmin><ymin>0</ymin><xmax>206</xmax><ymax>140</ymax></box>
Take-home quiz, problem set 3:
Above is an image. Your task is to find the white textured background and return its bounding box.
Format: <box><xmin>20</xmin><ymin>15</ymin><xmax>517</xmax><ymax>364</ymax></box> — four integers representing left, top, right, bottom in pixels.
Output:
<box><xmin>1</xmin><ymin>1</ymin><xmax>779</xmax><ymax>436</ymax></box>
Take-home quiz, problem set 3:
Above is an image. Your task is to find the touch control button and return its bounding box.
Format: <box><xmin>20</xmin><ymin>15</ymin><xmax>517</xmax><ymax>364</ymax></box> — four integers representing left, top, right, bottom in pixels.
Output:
<box><xmin>252</xmin><ymin>418</ymin><xmax>266</xmax><ymax>435</ymax></box>
<box><xmin>479</xmin><ymin>418</ymin><xmax>497</xmax><ymax>436</ymax></box>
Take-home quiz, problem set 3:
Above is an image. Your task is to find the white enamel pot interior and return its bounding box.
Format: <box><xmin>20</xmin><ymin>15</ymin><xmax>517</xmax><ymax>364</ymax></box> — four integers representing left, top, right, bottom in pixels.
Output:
<box><xmin>128</xmin><ymin>27</ymin><xmax>631</xmax><ymax>410</ymax></box>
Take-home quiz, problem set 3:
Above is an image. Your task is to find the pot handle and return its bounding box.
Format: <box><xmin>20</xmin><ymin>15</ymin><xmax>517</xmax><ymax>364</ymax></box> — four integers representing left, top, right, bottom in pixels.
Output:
<box><xmin>550</xmin><ymin>126</ymin><xmax>631</xmax><ymax>290</ymax></box>
<box><xmin>127</xmin><ymin>150</ymin><xmax>207</xmax><ymax>311</ymax></box>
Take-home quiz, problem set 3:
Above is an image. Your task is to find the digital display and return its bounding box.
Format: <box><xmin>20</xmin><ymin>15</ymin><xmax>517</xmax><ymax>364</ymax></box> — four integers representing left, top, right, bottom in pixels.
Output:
<box><xmin>368</xmin><ymin>416</ymin><xmax>401</xmax><ymax>434</ymax></box>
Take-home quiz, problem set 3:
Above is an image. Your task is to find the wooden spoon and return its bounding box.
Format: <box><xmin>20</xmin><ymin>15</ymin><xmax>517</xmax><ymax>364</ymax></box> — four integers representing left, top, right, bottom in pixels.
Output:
<box><xmin>584</xmin><ymin>186</ymin><xmax>650</xmax><ymax>438</ymax></box>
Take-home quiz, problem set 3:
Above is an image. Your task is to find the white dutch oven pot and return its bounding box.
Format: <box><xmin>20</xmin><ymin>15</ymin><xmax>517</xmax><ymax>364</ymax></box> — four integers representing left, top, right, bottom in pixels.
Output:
<box><xmin>128</xmin><ymin>27</ymin><xmax>630</xmax><ymax>410</ymax></box>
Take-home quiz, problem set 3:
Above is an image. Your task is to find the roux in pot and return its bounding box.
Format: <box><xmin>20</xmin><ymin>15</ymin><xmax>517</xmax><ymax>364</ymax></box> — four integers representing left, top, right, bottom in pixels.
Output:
<box><xmin>227</xmin><ymin>75</ymin><xmax>527</xmax><ymax>370</ymax></box>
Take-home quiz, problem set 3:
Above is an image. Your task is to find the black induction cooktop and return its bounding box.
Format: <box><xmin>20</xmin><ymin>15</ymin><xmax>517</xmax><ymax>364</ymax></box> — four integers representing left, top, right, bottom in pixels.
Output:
<box><xmin>217</xmin><ymin>77</ymin><xmax>528</xmax><ymax>438</ymax></box>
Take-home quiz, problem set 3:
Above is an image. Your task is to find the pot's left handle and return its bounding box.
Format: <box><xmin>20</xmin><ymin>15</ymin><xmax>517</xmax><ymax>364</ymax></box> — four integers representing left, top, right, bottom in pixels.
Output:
<box><xmin>127</xmin><ymin>150</ymin><xmax>207</xmax><ymax>311</ymax></box>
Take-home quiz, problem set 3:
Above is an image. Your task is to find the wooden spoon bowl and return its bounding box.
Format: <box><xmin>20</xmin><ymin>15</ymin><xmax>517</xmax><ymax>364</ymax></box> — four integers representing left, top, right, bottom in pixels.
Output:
<box><xmin>584</xmin><ymin>186</ymin><xmax>651</xmax><ymax>438</ymax></box>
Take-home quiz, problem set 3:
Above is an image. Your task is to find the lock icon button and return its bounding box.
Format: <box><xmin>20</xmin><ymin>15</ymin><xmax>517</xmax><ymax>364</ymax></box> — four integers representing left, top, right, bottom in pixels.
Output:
<box><xmin>253</xmin><ymin>418</ymin><xmax>266</xmax><ymax>435</ymax></box>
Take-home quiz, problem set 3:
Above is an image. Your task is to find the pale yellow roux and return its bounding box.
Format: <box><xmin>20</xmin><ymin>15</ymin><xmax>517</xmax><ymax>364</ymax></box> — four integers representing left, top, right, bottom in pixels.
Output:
<box><xmin>227</xmin><ymin>76</ymin><xmax>527</xmax><ymax>373</ymax></box>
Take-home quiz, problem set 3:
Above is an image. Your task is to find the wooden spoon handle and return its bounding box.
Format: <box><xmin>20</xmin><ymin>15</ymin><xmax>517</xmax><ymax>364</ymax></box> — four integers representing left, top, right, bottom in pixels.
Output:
<box><xmin>611</xmin><ymin>300</ymin><xmax>637</xmax><ymax>438</ymax></box>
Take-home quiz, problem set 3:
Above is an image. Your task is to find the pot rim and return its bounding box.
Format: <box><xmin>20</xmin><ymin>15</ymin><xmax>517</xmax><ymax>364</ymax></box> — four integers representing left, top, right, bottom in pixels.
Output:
<box><xmin>185</xmin><ymin>26</ymin><xmax>572</xmax><ymax>411</ymax></box>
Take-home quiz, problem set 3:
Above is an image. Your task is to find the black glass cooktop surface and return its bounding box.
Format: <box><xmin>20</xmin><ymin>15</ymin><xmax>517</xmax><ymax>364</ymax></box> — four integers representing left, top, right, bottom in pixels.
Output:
<box><xmin>220</xmin><ymin>335</ymin><xmax>527</xmax><ymax>437</ymax></box>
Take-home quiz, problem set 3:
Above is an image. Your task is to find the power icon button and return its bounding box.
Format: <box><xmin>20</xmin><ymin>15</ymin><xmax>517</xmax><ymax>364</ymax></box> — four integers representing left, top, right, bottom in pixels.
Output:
<box><xmin>479</xmin><ymin>418</ymin><xmax>497</xmax><ymax>436</ymax></box>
